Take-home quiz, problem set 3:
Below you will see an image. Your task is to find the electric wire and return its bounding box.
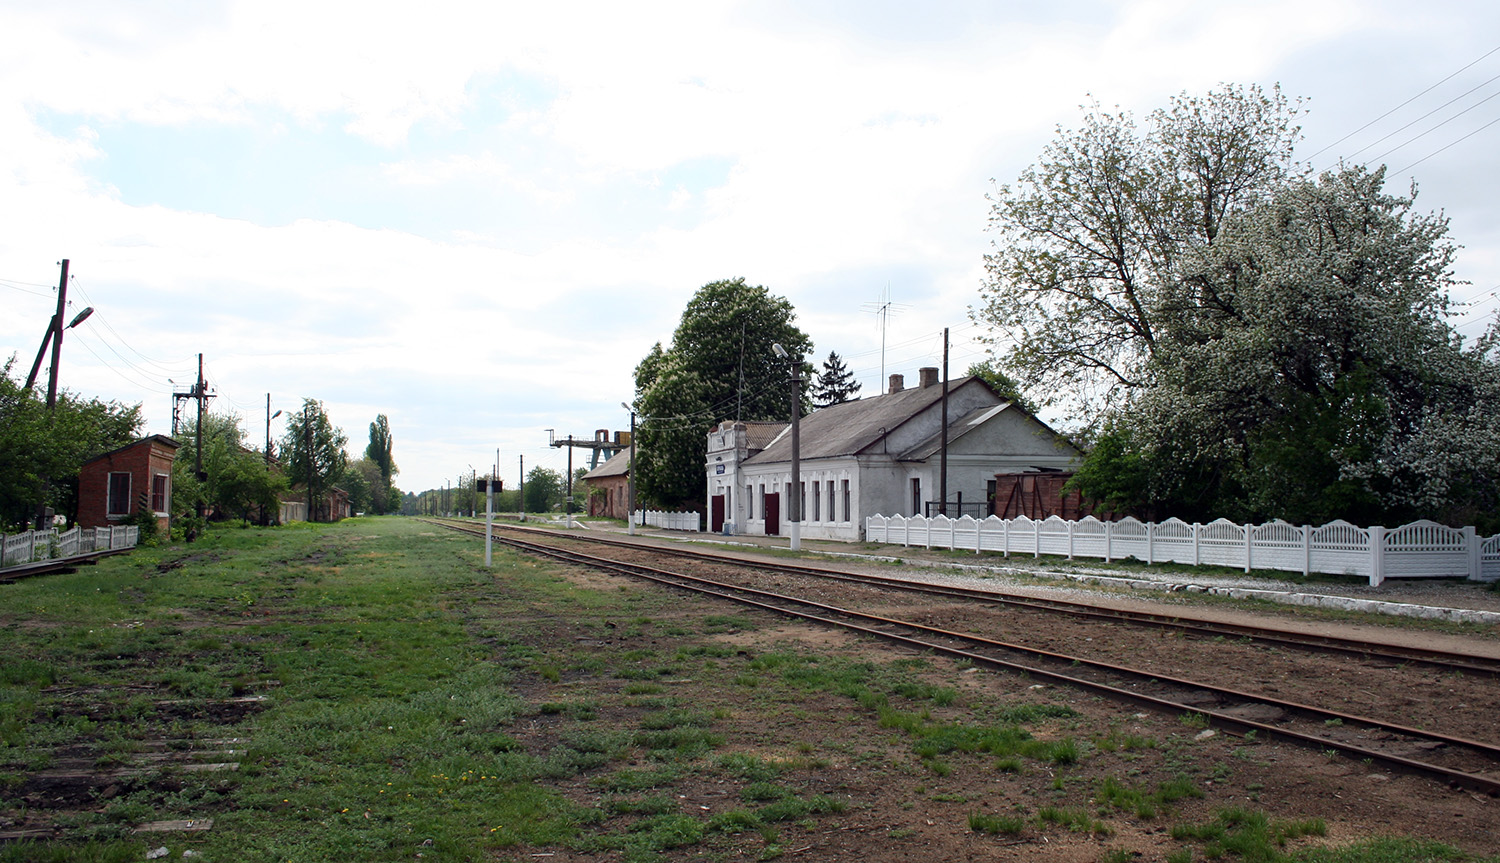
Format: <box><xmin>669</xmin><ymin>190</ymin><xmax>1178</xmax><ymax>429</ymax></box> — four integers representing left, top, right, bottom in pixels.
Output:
<box><xmin>1304</xmin><ymin>43</ymin><xmax>1500</xmax><ymax>163</ymax></box>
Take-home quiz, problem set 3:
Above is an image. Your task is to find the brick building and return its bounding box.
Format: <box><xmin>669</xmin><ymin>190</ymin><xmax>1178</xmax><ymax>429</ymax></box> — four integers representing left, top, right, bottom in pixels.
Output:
<box><xmin>76</xmin><ymin>435</ymin><xmax>180</xmax><ymax>532</ymax></box>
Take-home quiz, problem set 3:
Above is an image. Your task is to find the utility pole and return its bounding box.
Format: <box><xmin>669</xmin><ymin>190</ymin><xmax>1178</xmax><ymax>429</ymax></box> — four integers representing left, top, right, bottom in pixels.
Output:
<box><xmin>939</xmin><ymin>327</ymin><xmax>949</xmax><ymax>516</ymax></box>
<box><xmin>519</xmin><ymin>455</ymin><xmax>525</xmax><ymax>522</ymax></box>
<box><xmin>622</xmin><ymin>404</ymin><xmax>637</xmax><ymax>535</ymax></box>
<box><xmin>304</xmin><ymin>403</ymin><xmax>314</xmax><ymax>523</ymax></box>
<box><xmin>774</xmin><ymin>343</ymin><xmax>801</xmax><ymax>551</ymax></box>
<box><xmin>191</xmin><ymin>353</ymin><xmax>214</xmax><ymax>533</ymax></box>
<box><xmin>24</xmin><ymin>260</ymin><xmax>87</xmax><ymax>411</ymax></box>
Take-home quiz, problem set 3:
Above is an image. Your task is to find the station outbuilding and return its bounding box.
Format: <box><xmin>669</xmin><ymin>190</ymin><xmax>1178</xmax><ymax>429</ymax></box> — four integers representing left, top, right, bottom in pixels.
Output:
<box><xmin>76</xmin><ymin>435</ymin><xmax>180</xmax><ymax>533</ymax></box>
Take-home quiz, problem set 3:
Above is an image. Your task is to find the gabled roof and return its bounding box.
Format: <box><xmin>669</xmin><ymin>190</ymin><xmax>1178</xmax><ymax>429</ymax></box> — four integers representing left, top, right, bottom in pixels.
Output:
<box><xmin>583</xmin><ymin>446</ymin><xmax>632</xmax><ymax>480</ymax></box>
<box><xmin>747</xmin><ymin>375</ymin><xmax>988</xmax><ymax>464</ymax></box>
<box><xmin>81</xmin><ymin>434</ymin><xmax>182</xmax><ymax>467</ymax></box>
<box><xmin>897</xmin><ymin>401</ymin><xmax>1079</xmax><ymax>461</ymax></box>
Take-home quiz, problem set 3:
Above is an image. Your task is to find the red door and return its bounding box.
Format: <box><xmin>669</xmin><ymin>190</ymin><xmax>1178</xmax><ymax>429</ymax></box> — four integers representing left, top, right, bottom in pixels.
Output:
<box><xmin>711</xmin><ymin>494</ymin><xmax>726</xmax><ymax>532</ymax></box>
<box><xmin>764</xmin><ymin>493</ymin><xmax>780</xmax><ymax>536</ymax></box>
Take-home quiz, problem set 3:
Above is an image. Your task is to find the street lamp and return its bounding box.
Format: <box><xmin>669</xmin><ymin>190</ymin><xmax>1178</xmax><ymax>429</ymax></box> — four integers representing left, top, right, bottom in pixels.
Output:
<box><xmin>773</xmin><ymin>343</ymin><xmax>801</xmax><ymax>551</ymax></box>
<box><xmin>621</xmin><ymin>402</ymin><xmax>637</xmax><ymax>535</ymax></box>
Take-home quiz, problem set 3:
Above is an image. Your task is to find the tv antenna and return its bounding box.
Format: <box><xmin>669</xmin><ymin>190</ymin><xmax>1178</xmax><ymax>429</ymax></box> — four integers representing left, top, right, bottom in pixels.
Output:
<box><xmin>860</xmin><ymin>285</ymin><xmax>911</xmax><ymax>385</ymax></box>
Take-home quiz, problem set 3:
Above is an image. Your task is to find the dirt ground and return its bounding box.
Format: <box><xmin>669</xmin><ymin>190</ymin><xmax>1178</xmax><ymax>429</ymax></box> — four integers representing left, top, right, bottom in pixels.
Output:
<box><xmin>497</xmin><ymin>545</ymin><xmax>1500</xmax><ymax>862</ymax></box>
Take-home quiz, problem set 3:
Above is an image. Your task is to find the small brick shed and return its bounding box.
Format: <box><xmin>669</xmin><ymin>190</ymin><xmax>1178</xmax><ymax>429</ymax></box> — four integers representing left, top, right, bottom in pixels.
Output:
<box><xmin>77</xmin><ymin>435</ymin><xmax>180</xmax><ymax>531</ymax></box>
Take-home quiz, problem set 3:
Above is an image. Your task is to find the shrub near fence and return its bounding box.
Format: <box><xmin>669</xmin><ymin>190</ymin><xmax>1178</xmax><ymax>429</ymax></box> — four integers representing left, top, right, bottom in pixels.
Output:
<box><xmin>0</xmin><ymin>525</ymin><xmax>139</xmax><ymax>569</ymax></box>
<box><xmin>863</xmin><ymin>514</ymin><xmax>1500</xmax><ymax>587</ymax></box>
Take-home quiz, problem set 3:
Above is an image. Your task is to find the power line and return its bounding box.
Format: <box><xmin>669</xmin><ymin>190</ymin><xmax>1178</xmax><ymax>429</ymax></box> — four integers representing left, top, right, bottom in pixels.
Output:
<box><xmin>1391</xmin><ymin>113</ymin><xmax>1500</xmax><ymax>174</ymax></box>
<box><xmin>1306</xmin><ymin>43</ymin><xmax>1500</xmax><ymax>163</ymax></box>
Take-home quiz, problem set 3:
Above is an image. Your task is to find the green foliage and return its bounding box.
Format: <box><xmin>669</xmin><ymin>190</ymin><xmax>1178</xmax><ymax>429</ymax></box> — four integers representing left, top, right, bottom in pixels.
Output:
<box><xmin>633</xmin><ymin>278</ymin><xmax>812</xmax><ymax>508</ymax></box>
<box><xmin>279</xmin><ymin>399</ymin><xmax>348</xmax><ymax>522</ymax></box>
<box><xmin>172</xmin><ymin>411</ymin><xmax>288</xmax><ymax>527</ymax></box>
<box><xmin>524</xmin><ymin>465</ymin><xmax>565</xmax><ymax>513</ymax></box>
<box><xmin>966</xmin><ymin>360</ymin><xmax>1037</xmax><ymax>414</ymax></box>
<box><xmin>364</xmin><ymin>414</ymin><xmax>398</xmax><ymax>514</ymax></box>
<box><xmin>0</xmin><ymin>356</ymin><xmax>143</xmax><ymax>529</ymax></box>
<box><xmin>810</xmin><ymin>351</ymin><xmax>861</xmax><ymax>408</ymax></box>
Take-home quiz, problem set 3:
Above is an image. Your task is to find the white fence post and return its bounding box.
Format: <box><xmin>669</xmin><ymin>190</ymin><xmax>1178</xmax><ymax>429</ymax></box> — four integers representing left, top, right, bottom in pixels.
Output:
<box><xmin>1146</xmin><ymin>521</ymin><xmax>1155</xmax><ymax>565</ymax></box>
<box><xmin>1301</xmin><ymin>525</ymin><xmax>1311</xmax><ymax>576</ymax></box>
<box><xmin>1466</xmin><ymin>526</ymin><xmax>1481</xmax><ymax>581</ymax></box>
<box><xmin>1067</xmin><ymin>520</ymin><xmax>1075</xmax><ymax>560</ymax></box>
<box><xmin>1369</xmin><ymin>526</ymin><xmax>1385</xmax><ymax>587</ymax></box>
<box><xmin>1192</xmin><ymin>523</ymin><xmax>1201</xmax><ymax>566</ymax></box>
<box><xmin>1243</xmin><ymin>523</ymin><xmax>1252</xmax><ymax>573</ymax></box>
<box><xmin>1104</xmin><ymin>520</ymin><xmax>1112</xmax><ymax>563</ymax></box>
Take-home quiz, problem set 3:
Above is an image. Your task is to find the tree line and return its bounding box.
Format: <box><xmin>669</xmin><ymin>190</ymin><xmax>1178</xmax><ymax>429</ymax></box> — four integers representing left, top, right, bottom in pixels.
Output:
<box><xmin>1</xmin><ymin>358</ymin><xmax>402</xmax><ymax>536</ymax></box>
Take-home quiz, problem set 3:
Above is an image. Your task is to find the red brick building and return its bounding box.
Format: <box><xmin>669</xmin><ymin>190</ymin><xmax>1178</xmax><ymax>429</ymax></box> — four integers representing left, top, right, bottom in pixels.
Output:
<box><xmin>77</xmin><ymin>435</ymin><xmax>180</xmax><ymax>531</ymax></box>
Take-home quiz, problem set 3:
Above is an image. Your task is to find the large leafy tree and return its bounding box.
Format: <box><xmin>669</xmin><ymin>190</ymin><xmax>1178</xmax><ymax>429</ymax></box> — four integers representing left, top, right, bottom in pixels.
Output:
<box><xmin>0</xmin><ymin>356</ymin><xmax>142</xmax><ymax>529</ymax></box>
<box><xmin>974</xmin><ymin>84</ymin><xmax>1302</xmax><ymax>418</ymax></box>
<box><xmin>280</xmin><ymin>399</ymin><xmax>348</xmax><ymax>522</ymax></box>
<box><xmin>523</xmin><ymin>466</ymin><xmax>564</xmax><ymax>514</ymax></box>
<box><xmin>810</xmin><ymin>351</ymin><xmax>861</xmax><ymax>408</ymax></box>
<box><xmin>1073</xmin><ymin>167</ymin><xmax>1500</xmax><ymax>525</ymax></box>
<box><xmin>633</xmin><ymin>278</ymin><xmax>813</xmax><ymax>508</ymax></box>
<box><xmin>364</xmin><ymin>414</ymin><xmax>398</xmax><ymax>514</ymax></box>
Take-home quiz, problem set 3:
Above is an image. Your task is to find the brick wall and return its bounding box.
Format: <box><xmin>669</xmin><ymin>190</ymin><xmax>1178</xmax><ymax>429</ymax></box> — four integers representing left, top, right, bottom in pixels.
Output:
<box><xmin>77</xmin><ymin>439</ymin><xmax>177</xmax><ymax>531</ymax></box>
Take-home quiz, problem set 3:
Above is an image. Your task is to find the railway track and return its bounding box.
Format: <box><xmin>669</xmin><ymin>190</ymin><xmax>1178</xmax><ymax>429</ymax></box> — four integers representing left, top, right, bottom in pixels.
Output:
<box><xmin>0</xmin><ymin>547</ymin><xmax>132</xmax><ymax>582</ymax></box>
<box><xmin>432</xmin><ymin>518</ymin><xmax>1500</xmax><ymax>679</ymax></box>
<box><xmin>429</xmin><ymin>517</ymin><xmax>1500</xmax><ymax>795</ymax></box>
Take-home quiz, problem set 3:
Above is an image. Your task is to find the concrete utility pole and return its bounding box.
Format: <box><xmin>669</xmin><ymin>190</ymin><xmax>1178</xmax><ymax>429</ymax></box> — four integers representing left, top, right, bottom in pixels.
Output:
<box><xmin>519</xmin><ymin>454</ymin><xmax>525</xmax><ymax>522</ymax></box>
<box><xmin>939</xmin><ymin>327</ymin><xmax>949</xmax><ymax>516</ymax></box>
<box><xmin>621</xmin><ymin>403</ymin><xmax>637</xmax><ymax>535</ymax></box>
<box><xmin>774</xmin><ymin>343</ymin><xmax>801</xmax><ymax>551</ymax></box>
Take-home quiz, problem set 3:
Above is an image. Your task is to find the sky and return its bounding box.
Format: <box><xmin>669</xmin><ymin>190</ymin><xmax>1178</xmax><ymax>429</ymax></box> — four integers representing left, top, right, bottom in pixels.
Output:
<box><xmin>3</xmin><ymin>1</ymin><xmax>1498</xmax><ymax>496</ymax></box>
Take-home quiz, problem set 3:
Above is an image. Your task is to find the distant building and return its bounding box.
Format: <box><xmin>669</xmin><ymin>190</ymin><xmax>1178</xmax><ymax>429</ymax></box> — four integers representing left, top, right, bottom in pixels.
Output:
<box><xmin>707</xmin><ymin>369</ymin><xmax>1082</xmax><ymax>541</ymax></box>
<box><xmin>582</xmin><ymin>446</ymin><xmax>633</xmax><ymax>519</ymax></box>
<box><xmin>76</xmin><ymin>435</ymin><xmax>181</xmax><ymax>533</ymax></box>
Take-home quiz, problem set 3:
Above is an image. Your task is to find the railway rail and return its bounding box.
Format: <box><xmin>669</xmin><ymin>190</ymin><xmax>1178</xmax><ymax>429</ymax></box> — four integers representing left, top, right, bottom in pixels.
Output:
<box><xmin>428</xmin><ymin>517</ymin><xmax>1500</xmax><ymax>795</ymax></box>
<box><xmin>0</xmin><ymin>547</ymin><xmax>132</xmax><ymax>583</ymax></box>
<box><xmin>433</xmin><ymin>518</ymin><xmax>1500</xmax><ymax>679</ymax></box>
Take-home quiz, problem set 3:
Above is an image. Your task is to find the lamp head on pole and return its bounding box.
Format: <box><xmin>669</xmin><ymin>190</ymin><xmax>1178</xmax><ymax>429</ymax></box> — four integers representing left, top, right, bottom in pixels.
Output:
<box><xmin>66</xmin><ymin>307</ymin><xmax>94</xmax><ymax>329</ymax></box>
<box><xmin>772</xmin><ymin>343</ymin><xmax>788</xmax><ymax>360</ymax></box>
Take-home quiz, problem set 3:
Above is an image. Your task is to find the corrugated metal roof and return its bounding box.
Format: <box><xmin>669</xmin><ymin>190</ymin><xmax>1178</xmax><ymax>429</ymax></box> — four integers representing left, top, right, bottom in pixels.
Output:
<box><xmin>582</xmin><ymin>446</ymin><xmax>632</xmax><ymax>479</ymax></box>
<box><xmin>746</xmin><ymin>375</ymin><xmax>984</xmax><ymax>464</ymax></box>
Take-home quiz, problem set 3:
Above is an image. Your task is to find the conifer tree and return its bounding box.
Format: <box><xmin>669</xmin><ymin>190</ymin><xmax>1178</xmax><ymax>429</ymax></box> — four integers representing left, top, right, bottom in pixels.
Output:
<box><xmin>811</xmin><ymin>351</ymin><xmax>861</xmax><ymax>408</ymax></box>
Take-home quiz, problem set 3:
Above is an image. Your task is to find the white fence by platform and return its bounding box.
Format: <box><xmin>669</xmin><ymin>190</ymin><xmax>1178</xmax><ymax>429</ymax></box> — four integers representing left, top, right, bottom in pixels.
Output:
<box><xmin>632</xmin><ymin>510</ymin><xmax>702</xmax><ymax>532</ymax></box>
<box><xmin>0</xmin><ymin>525</ymin><xmax>139</xmax><ymax>569</ymax></box>
<box><xmin>864</xmin><ymin>514</ymin><xmax>1500</xmax><ymax>587</ymax></box>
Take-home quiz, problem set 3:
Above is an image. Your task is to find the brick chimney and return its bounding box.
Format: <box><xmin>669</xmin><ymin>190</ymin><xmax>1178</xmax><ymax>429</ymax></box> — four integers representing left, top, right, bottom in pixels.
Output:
<box><xmin>888</xmin><ymin>374</ymin><xmax>904</xmax><ymax>394</ymax></box>
<box><xmin>918</xmin><ymin>367</ymin><xmax>939</xmax><ymax>388</ymax></box>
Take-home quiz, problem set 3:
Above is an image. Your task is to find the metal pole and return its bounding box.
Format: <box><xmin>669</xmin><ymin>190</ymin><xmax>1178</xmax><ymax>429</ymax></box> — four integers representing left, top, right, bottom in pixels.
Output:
<box><xmin>789</xmin><ymin>356</ymin><xmax>801</xmax><ymax>551</ymax></box>
<box><xmin>519</xmin><ymin>455</ymin><xmax>526</xmax><ymax>522</ymax></box>
<box><xmin>565</xmin><ymin>437</ymin><xmax>574</xmax><ymax>529</ymax></box>
<box><xmin>484</xmin><ymin>477</ymin><xmax>494</xmax><ymax>568</ymax></box>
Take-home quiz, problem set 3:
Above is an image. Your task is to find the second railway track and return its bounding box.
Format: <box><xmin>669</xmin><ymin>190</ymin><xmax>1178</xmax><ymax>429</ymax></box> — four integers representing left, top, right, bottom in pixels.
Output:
<box><xmin>428</xmin><ymin>518</ymin><xmax>1500</xmax><ymax>795</ymax></box>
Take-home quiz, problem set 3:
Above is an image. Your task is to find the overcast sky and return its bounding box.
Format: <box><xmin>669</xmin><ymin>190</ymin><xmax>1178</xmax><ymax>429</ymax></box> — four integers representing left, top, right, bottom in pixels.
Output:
<box><xmin>3</xmin><ymin>1</ymin><xmax>1498</xmax><ymax>495</ymax></box>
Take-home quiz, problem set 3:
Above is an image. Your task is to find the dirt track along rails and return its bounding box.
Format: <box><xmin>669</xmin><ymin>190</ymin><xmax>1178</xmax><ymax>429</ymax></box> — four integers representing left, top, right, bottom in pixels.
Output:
<box><xmin>432</xmin><ymin>518</ymin><xmax>1500</xmax><ymax>680</ymax></box>
<box><xmin>433</xmin><ymin>519</ymin><xmax>1500</xmax><ymax>795</ymax></box>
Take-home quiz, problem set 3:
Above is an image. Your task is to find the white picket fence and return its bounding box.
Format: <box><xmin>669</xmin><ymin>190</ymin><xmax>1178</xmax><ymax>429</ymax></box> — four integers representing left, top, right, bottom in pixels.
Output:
<box><xmin>864</xmin><ymin>514</ymin><xmax>1500</xmax><ymax>587</ymax></box>
<box><xmin>632</xmin><ymin>510</ymin><xmax>702</xmax><ymax>532</ymax></box>
<box><xmin>1</xmin><ymin>525</ymin><xmax>140</xmax><ymax>570</ymax></box>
